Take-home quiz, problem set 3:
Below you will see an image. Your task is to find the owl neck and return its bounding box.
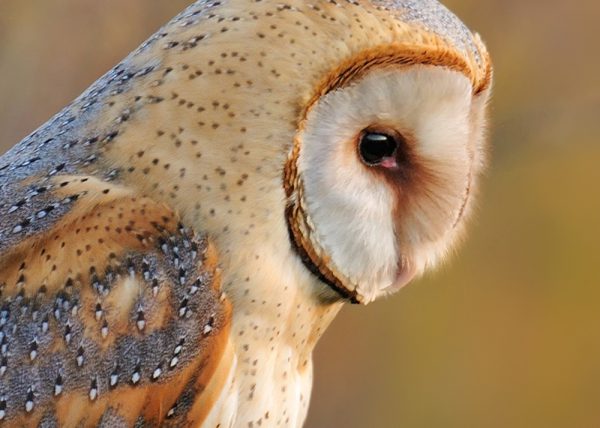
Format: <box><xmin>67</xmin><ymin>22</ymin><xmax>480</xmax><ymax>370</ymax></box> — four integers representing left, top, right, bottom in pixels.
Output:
<box><xmin>212</xmin><ymin>233</ymin><xmax>344</xmax><ymax>425</ymax></box>
<box><xmin>219</xmin><ymin>230</ymin><xmax>344</xmax><ymax>359</ymax></box>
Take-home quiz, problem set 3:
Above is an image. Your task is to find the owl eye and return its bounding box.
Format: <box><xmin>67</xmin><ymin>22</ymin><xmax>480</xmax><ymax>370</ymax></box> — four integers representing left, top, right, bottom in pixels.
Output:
<box><xmin>358</xmin><ymin>131</ymin><xmax>399</xmax><ymax>166</ymax></box>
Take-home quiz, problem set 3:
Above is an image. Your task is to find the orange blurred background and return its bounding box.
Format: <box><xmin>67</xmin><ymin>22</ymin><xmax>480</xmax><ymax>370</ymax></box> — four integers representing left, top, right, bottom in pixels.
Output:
<box><xmin>1</xmin><ymin>1</ymin><xmax>599</xmax><ymax>427</ymax></box>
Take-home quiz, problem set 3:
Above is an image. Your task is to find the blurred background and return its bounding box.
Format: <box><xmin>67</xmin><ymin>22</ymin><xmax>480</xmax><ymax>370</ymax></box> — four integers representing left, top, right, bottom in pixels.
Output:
<box><xmin>1</xmin><ymin>1</ymin><xmax>599</xmax><ymax>427</ymax></box>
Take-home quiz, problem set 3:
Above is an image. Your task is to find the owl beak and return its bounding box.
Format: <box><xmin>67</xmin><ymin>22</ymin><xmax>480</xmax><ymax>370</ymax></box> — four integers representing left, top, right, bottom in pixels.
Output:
<box><xmin>382</xmin><ymin>260</ymin><xmax>417</xmax><ymax>295</ymax></box>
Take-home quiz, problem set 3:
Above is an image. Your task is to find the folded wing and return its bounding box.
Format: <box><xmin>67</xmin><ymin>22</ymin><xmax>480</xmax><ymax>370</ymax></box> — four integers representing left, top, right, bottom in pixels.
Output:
<box><xmin>0</xmin><ymin>175</ymin><xmax>232</xmax><ymax>427</ymax></box>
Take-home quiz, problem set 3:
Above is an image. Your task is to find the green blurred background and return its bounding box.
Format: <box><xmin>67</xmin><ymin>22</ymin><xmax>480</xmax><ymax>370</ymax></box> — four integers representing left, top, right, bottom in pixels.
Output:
<box><xmin>1</xmin><ymin>1</ymin><xmax>599</xmax><ymax>427</ymax></box>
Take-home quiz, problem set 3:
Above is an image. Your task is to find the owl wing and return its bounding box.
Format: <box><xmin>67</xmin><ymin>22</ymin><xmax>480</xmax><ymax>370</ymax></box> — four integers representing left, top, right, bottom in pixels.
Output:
<box><xmin>0</xmin><ymin>174</ymin><xmax>233</xmax><ymax>427</ymax></box>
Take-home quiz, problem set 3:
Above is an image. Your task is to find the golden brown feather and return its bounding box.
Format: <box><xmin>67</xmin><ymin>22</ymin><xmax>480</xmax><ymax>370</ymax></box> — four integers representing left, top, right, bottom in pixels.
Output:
<box><xmin>0</xmin><ymin>177</ymin><xmax>231</xmax><ymax>426</ymax></box>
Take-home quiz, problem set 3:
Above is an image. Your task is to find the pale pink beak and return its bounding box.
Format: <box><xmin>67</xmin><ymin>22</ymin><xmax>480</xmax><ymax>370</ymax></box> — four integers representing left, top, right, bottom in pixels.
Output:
<box><xmin>382</xmin><ymin>262</ymin><xmax>417</xmax><ymax>294</ymax></box>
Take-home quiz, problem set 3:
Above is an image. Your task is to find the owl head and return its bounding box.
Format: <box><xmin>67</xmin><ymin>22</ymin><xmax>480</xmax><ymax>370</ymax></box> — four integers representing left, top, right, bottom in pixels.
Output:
<box><xmin>107</xmin><ymin>0</ymin><xmax>492</xmax><ymax>306</ymax></box>
<box><xmin>281</xmin><ymin>2</ymin><xmax>492</xmax><ymax>304</ymax></box>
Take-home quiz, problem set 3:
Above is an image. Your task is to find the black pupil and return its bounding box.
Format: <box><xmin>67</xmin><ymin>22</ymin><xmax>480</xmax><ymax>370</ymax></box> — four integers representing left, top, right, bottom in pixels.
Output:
<box><xmin>359</xmin><ymin>132</ymin><xmax>398</xmax><ymax>165</ymax></box>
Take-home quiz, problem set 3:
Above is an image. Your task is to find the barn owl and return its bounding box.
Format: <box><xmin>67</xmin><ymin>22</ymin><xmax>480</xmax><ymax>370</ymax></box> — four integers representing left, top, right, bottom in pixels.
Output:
<box><xmin>0</xmin><ymin>0</ymin><xmax>491</xmax><ymax>426</ymax></box>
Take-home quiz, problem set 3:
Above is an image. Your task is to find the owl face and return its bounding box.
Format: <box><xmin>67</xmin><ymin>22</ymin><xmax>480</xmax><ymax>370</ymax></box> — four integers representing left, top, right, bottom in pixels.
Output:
<box><xmin>286</xmin><ymin>65</ymin><xmax>490</xmax><ymax>304</ymax></box>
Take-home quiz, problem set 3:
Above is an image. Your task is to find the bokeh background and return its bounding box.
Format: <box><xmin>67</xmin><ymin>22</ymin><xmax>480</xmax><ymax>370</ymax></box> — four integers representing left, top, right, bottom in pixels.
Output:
<box><xmin>1</xmin><ymin>1</ymin><xmax>599</xmax><ymax>427</ymax></box>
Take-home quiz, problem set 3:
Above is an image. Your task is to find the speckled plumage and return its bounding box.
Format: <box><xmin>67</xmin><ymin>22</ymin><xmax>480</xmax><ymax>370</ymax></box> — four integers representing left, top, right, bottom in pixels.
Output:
<box><xmin>0</xmin><ymin>0</ymin><xmax>491</xmax><ymax>426</ymax></box>
<box><xmin>373</xmin><ymin>0</ymin><xmax>484</xmax><ymax>61</ymax></box>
